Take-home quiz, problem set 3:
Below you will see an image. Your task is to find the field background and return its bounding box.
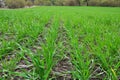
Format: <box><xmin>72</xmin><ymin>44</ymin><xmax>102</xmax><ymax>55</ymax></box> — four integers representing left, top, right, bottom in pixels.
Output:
<box><xmin>0</xmin><ymin>6</ymin><xmax>120</xmax><ymax>80</ymax></box>
<box><xmin>0</xmin><ymin>0</ymin><xmax>120</xmax><ymax>9</ymax></box>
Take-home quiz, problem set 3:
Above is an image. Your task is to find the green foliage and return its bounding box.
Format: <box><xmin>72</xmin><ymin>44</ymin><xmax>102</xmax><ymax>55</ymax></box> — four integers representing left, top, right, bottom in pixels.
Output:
<box><xmin>0</xmin><ymin>6</ymin><xmax>120</xmax><ymax>79</ymax></box>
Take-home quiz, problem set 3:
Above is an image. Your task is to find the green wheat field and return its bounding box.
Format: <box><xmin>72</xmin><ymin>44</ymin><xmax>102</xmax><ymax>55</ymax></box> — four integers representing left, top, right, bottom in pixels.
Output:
<box><xmin>0</xmin><ymin>6</ymin><xmax>120</xmax><ymax>80</ymax></box>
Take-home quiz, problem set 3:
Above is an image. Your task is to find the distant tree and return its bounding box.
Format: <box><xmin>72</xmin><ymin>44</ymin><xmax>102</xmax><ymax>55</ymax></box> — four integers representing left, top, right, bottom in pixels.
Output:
<box><xmin>50</xmin><ymin>0</ymin><xmax>56</xmax><ymax>5</ymax></box>
<box><xmin>54</xmin><ymin>0</ymin><xmax>64</xmax><ymax>6</ymax></box>
<box><xmin>76</xmin><ymin>0</ymin><xmax>84</xmax><ymax>6</ymax></box>
<box><xmin>34</xmin><ymin>0</ymin><xmax>44</xmax><ymax>5</ymax></box>
<box><xmin>84</xmin><ymin>0</ymin><xmax>90</xmax><ymax>6</ymax></box>
<box><xmin>0</xmin><ymin>0</ymin><xmax>5</xmax><ymax>7</ymax></box>
<box><xmin>3</xmin><ymin>0</ymin><xmax>120</xmax><ymax>8</ymax></box>
<box><xmin>76</xmin><ymin>0</ymin><xmax>81</xmax><ymax>5</ymax></box>
<box><xmin>5</xmin><ymin>0</ymin><xmax>26</xmax><ymax>8</ymax></box>
<box><xmin>43</xmin><ymin>0</ymin><xmax>51</xmax><ymax>5</ymax></box>
<box><xmin>26</xmin><ymin>0</ymin><xmax>33</xmax><ymax>7</ymax></box>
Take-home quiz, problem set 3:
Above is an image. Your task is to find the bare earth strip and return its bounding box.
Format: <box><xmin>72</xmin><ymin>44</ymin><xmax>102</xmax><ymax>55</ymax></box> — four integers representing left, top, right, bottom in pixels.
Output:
<box><xmin>52</xmin><ymin>21</ymin><xmax>73</xmax><ymax>80</ymax></box>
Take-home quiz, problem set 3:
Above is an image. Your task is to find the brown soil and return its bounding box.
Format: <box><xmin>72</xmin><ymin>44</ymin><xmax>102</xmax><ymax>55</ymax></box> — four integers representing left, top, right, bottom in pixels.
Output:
<box><xmin>52</xmin><ymin>21</ymin><xmax>73</xmax><ymax>80</ymax></box>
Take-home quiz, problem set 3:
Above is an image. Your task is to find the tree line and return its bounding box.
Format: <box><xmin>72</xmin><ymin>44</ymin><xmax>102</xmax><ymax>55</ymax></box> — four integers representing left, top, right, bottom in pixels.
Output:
<box><xmin>0</xmin><ymin>0</ymin><xmax>120</xmax><ymax>8</ymax></box>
